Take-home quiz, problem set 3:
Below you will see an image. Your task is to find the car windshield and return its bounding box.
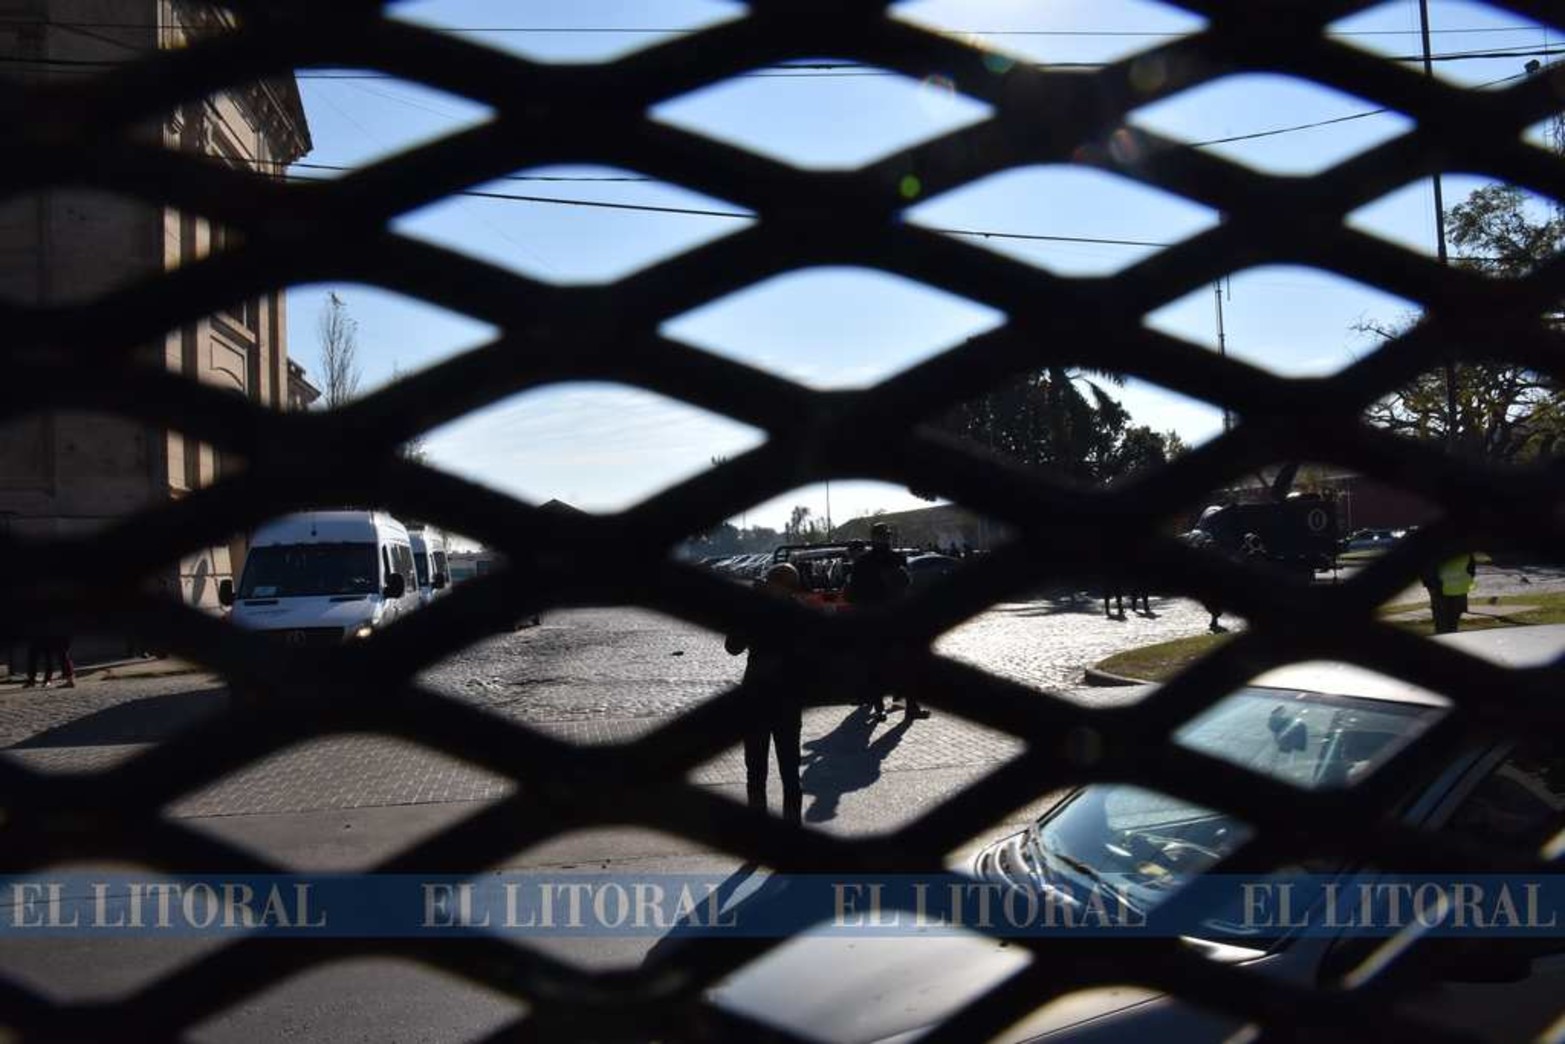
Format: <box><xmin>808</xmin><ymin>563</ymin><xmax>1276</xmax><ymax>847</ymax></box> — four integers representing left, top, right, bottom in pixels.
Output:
<box><xmin>1034</xmin><ymin>686</ymin><xmax>1444</xmax><ymax>920</ymax></box>
<box><xmin>237</xmin><ymin>543</ymin><xmax>380</xmax><ymax>599</ymax></box>
<box><xmin>414</xmin><ymin>551</ymin><xmax>430</xmax><ymax>586</ymax></box>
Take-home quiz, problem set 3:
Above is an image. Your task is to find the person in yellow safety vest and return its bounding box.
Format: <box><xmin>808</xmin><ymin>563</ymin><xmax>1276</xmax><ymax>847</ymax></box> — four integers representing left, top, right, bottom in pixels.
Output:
<box><xmin>1421</xmin><ymin>552</ymin><xmax>1477</xmax><ymax>634</ymax></box>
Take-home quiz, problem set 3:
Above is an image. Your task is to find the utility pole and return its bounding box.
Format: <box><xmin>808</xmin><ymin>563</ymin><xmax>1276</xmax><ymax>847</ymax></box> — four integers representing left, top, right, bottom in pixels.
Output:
<box><xmin>824</xmin><ymin>481</ymin><xmax>832</xmax><ymax>541</ymax></box>
<box><xmin>1419</xmin><ymin>0</ymin><xmax>1460</xmax><ymax>454</ymax></box>
<box><xmin>1213</xmin><ymin>278</ymin><xmax>1233</xmax><ymax>432</ymax></box>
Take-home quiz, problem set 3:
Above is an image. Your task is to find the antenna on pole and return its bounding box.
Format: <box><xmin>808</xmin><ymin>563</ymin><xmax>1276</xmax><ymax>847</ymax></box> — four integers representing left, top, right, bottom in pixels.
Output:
<box><xmin>1419</xmin><ymin>0</ymin><xmax>1459</xmax><ymax>454</ymax></box>
<box><xmin>1214</xmin><ymin>277</ymin><xmax>1233</xmax><ymax>433</ymax></box>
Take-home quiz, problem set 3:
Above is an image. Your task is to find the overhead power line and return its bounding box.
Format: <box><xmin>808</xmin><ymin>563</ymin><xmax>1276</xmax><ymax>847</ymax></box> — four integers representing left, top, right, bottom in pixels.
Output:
<box><xmin>0</xmin><ymin>16</ymin><xmax>1552</xmax><ymax>39</ymax></box>
<box><xmin>2</xmin><ymin>44</ymin><xmax>1560</xmax><ymax>79</ymax></box>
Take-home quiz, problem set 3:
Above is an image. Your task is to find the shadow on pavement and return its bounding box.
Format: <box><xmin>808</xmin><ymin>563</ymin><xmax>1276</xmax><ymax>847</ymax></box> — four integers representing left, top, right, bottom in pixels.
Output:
<box><xmin>996</xmin><ymin>594</ymin><xmax>1172</xmax><ymax>619</ymax></box>
<box><xmin>10</xmin><ymin>687</ymin><xmax>229</xmax><ymax>749</ymax></box>
<box><xmin>800</xmin><ymin>704</ymin><xmax>913</xmax><ymax>824</ymax></box>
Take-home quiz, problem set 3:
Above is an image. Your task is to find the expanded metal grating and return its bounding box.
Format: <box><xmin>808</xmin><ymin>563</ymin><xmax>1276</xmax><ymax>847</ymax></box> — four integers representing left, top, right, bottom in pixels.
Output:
<box><xmin>2</xmin><ymin>0</ymin><xmax>1565</xmax><ymax>1040</ymax></box>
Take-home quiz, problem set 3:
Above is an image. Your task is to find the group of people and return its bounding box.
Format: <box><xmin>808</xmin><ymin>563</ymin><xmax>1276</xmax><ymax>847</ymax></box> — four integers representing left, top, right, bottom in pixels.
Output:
<box><xmin>16</xmin><ymin>635</ymin><xmax>75</xmax><ymax>689</ymax></box>
<box><xmin>726</xmin><ymin>523</ymin><xmax>928</xmax><ymax>826</ymax></box>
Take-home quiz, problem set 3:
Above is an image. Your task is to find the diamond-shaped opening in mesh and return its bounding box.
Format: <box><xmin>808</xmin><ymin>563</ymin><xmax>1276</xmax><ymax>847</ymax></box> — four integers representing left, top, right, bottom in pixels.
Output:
<box><xmin>1329</xmin><ymin>1</ymin><xmax>1562</xmax><ymax>91</ymax></box>
<box><xmin>479</xmin><ymin>827</ymin><xmax>763</xmax><ymax>971</ymax></box>
<box><xmin>715</xmin><ymin>924</ymin><xmax>1032</xmax><ymax>1038</ymax></box>
<box><xmin>1365</xmin><ymin>355</ymin><xmax>1564</xmax><ymax>466</ymax></box>
<box><xmin>182</xmin><ymin>798</ymin><xmax>504</xmax><ymax>873</ymax></box>
<box><xmin>420</xmin><ymin>607</ymin><xmax>739</xmax><ymax>731</ymax></box>
<box><xmin>903</xmin><ymin>165</ymin><xmax>1220</xmax><ymax>276</ymax></box>
<box><xmin>650</xmin><ymin>61</ymin><xmax>995</xmax><ymax>170</ymax></box>
<box><xmin>1128</xmin><ymin>73</ymin><xmax>1414</xmax><ymax>175</ymax></box>
<box><xmin>1347</xmin><ymin>175</ymin><xmax>1563</xmax><ymax>277</ymax></box>
<box><xmin>392</xmin><ymin>165</ymin><xmax>752</xmax><ymax>285</ymax></box>
<box><xmin>921</xmin><ymin>369</ymin><xmax>1225</xmax><ymax>494</ymax></box>
<box><xmin>187</xmin><ymin>957</ymin><xmax>527</xmax><ymax>1043</ymax></box>
<box><xmin>1174</xmin><ymin>665</ymin><xmax>1450</xmax><ymax>790</ymax></box>
<box><xmin>662</xmin><ymin>267</ymin><xmax>1006</xmax><ymax>389</ymax></box>
<box><xmin>285</xmin><ymin>283</ymin><xmax>499</xmax><ymax>407</ymax></box>
<box><xmin>163</xmin><ymin>733</ymin><xmax>515</xmax><ymax>820</ymax></box>
<box><xmin>935</xmin><ymin>588</ymin><xmax>1222</xmax><ymax>705</ymax></box>
<box><xmin>1</xmin><ymin>649</ymin><xmax>228</xmax><ymax>771</ymax></box>
<box><xmin>0</xmin><ymin>863</ymin><xmax>234</xmax><ymax>1003</ymax></box>
<box><xmin>1182</xmin><ymin>462</ymin><xmax>1439</xmax><ymax>565</ymax></box>
<box><xmin>420</xmin><ymin>382</ymin><xmax>765</xmax><ymax>511</ymax></box>
<box><xmin>1523</xmin><ymin>108</ymin><xmax>1565</xmax><ymax>152</ymax></box>
<box><xmin>1143</xmin><ymin>266</ymin><xmax>1419</xmax><ymax>377</ymax></box>
<box><xmin>284</xmin><ymin>70</ymin><xmax>495</xmax><ymax>178</ymax></box>
<box><xmin>893</xmin><ymin>0</ymin><xmax>1207</xmax><ymax>68</ymax></box>
<box><xmin>720</xmin><ymin>481</ymin><xmax>973</xmax><ymax>557</ymax></box>
<box><xmin>390</xmin><ymin>0</ymin><xmax>744</xmax><ymax>63</ymax></box>
<box><xmin>691</xmin><ymin>702</ymin><xmax>1026</xmax><ymax>835</ymax></box>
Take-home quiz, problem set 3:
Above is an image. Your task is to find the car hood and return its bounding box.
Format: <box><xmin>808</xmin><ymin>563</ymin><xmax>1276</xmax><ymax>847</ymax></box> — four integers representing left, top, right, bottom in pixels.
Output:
<box><xmin>229</xmin><ymin>596</ymin><xmax>378</xmax><ymax>630</ymax></box>
<box><xmin>713</xmin><ymin>930</ymin><xmax>1163</xmax><ymax>1044</ymax></box>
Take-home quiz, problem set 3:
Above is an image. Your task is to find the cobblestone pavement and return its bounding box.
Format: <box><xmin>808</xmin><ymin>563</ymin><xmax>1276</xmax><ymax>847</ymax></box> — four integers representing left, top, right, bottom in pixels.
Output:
<box><xmin>5</xmin><ymin>706</ymin><xmax>1036</xmax><ymax>824</ymax></box>
<box><xmin>2</xmin><ymin>564</ymin><xmax>1558</xmax><ymax>818</ymax></box>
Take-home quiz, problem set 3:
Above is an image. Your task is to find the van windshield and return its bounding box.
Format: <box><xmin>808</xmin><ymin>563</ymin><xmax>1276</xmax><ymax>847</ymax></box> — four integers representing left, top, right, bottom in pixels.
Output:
<box><xmin>238</xmin><ymin>543</ymin><xmax>380</xmax><ymax>599</ymax></box>
<box><xmin>413</xmin><ymin>551</ymin><xmax>430</xmax><ymax>586</ymax></box>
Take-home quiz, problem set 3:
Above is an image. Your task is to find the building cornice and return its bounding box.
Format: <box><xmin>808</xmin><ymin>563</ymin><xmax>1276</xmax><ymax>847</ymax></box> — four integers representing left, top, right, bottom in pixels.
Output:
<box><xmin>170</xmin><ymin>2</ymin><xmax>312</xmax><ymax>165</ymax></box>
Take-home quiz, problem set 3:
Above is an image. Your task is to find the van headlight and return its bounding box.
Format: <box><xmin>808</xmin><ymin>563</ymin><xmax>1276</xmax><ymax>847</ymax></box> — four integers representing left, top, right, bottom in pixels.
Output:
<box><xmin>350</xmin><ymin>623</ymin><xmax>375</xmax><ymax>640</ymax></box>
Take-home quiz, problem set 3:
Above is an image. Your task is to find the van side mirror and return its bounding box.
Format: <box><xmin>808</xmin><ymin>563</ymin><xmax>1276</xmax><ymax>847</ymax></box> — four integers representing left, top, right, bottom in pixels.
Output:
<box><xmin>218</xmin><ymin>579</ymin><xmax>234</xmax><ymax>607</ymax></box>
<box><xmin>432</xmin><ymin>572</ymin><xmax>447</xmax><ymax>590</ymax></box>
<box><xmin>384</xmin><ymin>573</ymin><xmax>406</xmax><ymax>599</ymax></box>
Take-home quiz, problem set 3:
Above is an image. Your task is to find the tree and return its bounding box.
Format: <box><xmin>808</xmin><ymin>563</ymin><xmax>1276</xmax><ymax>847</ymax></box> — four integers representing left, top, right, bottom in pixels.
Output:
<box><xmin>1359</xmin><ymin>185</ymin><xmax>1564</xmax><ymax>462</ymax></box>
<box><xmin>1108</xmin><ymin>425</ymin><xmax>1186</xmax><ymax>478</ymax></box>
<box><xmin>784</xmin><ymin>505</ymin><xmax>813</xmax><ymax>540</ymax></box>
<box><xmin>317</xmin><ymin>291</ymin><xmax>361</xmax><ymax>409</ymax></box>
<box><xmin>931</xmin><ymin>368</ymin><xmax>1184</xmax><ymax>484</ymax></box>
<box><xmin>390</xmin><ymin>362</ymin><xmax>427</xmax><ymax>465</ymax></box>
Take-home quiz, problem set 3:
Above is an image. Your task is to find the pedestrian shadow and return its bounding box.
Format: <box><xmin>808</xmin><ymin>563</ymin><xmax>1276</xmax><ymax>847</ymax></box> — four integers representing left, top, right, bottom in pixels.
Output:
<box><xmin>9</xmin><ymin>687</ymin><xmax>228</xmax><ymax>749</ymax></box>
<box><xmin>800</xmin><ymin>704</ymin><xmax>913</xmax><ymax>824</ymax></box>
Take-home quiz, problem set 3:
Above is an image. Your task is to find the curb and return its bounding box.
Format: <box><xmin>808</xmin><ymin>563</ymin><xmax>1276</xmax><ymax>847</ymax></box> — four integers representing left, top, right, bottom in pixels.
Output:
<box><xmin>1082</xmin><ymin>666</ymin><xmax>1148</xmax><ymax>688</ymax></box>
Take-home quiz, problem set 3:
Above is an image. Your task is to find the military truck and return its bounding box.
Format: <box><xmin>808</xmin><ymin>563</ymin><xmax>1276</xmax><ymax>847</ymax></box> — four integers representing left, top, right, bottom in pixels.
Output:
<box><xmin>1187</xmin><ymin>466</ymin><xmax>1340</xmax><ymax>576</ymax></box>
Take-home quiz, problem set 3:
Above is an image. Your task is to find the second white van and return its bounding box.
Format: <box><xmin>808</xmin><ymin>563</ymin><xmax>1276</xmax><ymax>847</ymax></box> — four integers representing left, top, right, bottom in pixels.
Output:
<box><xmin>409</xmin><ymin>526</ymin><xmax>450</xmax><ymax>608</ymax></box>
<box><xmin>219</xmin><ymin>511</ymin><xmax>423</xmax><ymax>645</ymax></box>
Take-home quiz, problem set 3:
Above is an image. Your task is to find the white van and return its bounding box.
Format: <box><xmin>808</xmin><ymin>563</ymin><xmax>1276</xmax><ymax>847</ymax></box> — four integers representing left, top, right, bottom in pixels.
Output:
<box><xmin>408</xmin><ymin>526</ymin><xmax>451</xmax><ymax>607</ymax></box>
<box><xmin>219</xmin><ymin>511</ymin><xmax>423</xmax><ymax>645</ymax></box>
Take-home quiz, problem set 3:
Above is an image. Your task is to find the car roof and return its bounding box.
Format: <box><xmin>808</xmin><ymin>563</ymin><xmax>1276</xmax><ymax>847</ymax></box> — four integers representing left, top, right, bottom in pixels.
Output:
<box><xmin>1247</xmin><ymin>624</ymin><xmax>1565</xmax><ymax>708</ymax></box>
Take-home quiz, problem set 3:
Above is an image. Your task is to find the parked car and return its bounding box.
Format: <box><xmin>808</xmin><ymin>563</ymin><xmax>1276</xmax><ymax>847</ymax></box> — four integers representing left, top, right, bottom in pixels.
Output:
<box><xmin>219</xmin><ymin>510</ymin><xmax>423</xmax><ymax>644</ymax></box>
<box><xmin>702</xmin><ymin>625</ymin><xmax>1565</xmax><ymax>1044</ymax></box>
<box><xmin>905</xmin><ymin>552</ymin><xmax>960</xmax><ymax>590</ymax></box>
<box><xmin>1341</xmin><ymin>528</ymin><xmax>1402</xmax><ymax>553</ymax></box>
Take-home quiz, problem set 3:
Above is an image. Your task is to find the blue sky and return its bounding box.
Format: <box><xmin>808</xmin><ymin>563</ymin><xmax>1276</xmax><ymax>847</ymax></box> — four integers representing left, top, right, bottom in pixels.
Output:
<box><xmin>284</xmin><ymin>0</ymin><xmax>1562</xmax><ymax>534</ymax></box>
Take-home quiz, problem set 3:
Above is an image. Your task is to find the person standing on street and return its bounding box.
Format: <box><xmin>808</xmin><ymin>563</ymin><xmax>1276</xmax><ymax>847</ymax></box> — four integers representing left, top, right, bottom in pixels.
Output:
<box><xmin>726</xmin><ymin>563</ymin><xmax>807</xmax><ymax>826</ymax></box>
<box><xmin>1422</xmin><ymin>552</ymin><xmax>1477</xmax><ymax>634</ymax></box>
<box><xmin>844</xmin><ymin>522</ymin><xmax>929</xmax><ymax>721</ymax></box>
<box><xmin>24</xmin><ymin>634</ymin><xmax>75</xmax><ymax>690</ymax></box>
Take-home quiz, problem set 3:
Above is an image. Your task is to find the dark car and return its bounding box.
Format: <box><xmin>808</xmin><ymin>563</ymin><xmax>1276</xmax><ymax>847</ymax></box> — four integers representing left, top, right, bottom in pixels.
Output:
<box><xmin>1341</xmin><ymin>528</ymin><xmax>1402</xmax><ymax>553</ymax></box>
<box><xmin>701</xmin><ymin>625</ymin><xmax>1565</xmax><ymax>1043</ymax></box>
<box><xmin>905</xmin><ymin>552</ymin><xmax>960</xmax><ymax>591</ymax></box>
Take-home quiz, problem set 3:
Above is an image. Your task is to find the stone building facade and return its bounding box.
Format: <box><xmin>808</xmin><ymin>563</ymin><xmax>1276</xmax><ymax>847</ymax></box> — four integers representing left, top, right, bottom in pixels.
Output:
<box><xmin>0</xmin><ymin>1</ymin><xmax>311</xmax><ymax>624</ymax></box>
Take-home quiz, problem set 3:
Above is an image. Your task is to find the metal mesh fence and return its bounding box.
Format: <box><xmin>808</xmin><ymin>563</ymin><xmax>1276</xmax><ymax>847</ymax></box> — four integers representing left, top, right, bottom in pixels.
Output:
<box><xmin>2</xmin><ymin>0</ymin><xmax>1564</xmax><ymax>1040</ymax></box>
